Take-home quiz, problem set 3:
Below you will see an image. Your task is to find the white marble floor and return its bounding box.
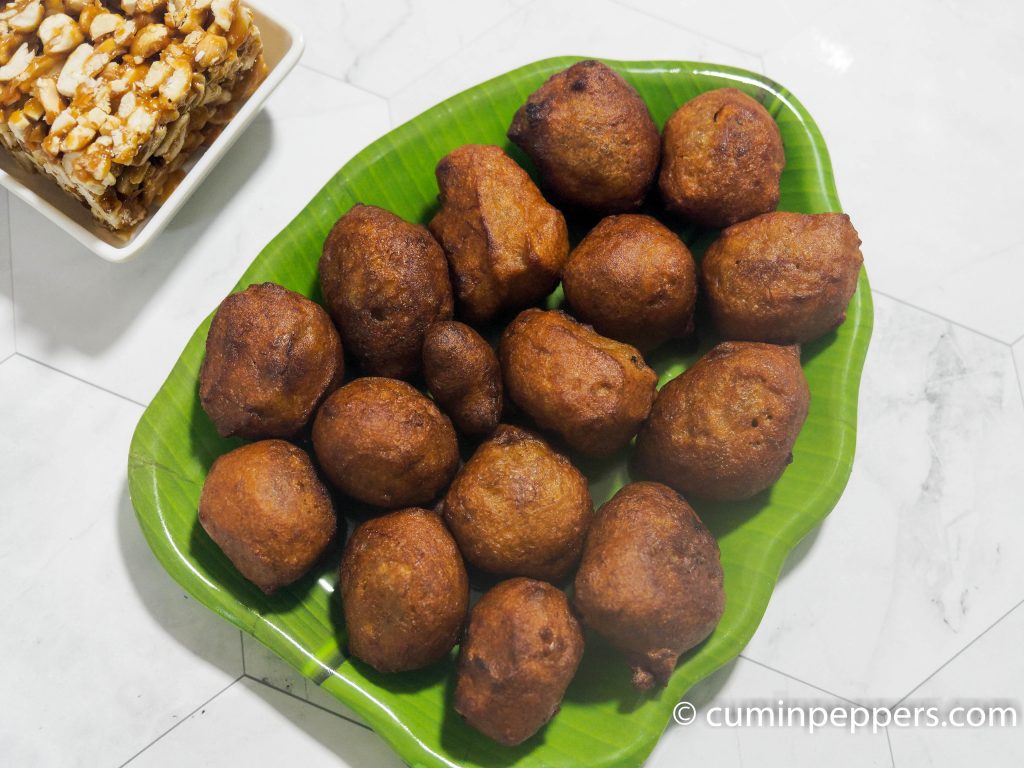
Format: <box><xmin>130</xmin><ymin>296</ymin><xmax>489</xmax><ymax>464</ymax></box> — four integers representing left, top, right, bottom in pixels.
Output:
<box><xmin>1</xmin><ymin>1</ymin><xmax>1022</xmax><ymax>766</ymax></box>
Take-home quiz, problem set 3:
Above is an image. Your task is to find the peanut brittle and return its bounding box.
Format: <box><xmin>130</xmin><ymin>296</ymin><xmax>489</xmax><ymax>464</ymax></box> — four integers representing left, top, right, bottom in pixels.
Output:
<box><xmin>0</xmin><ymin>0</ymin><xmax>266</xmax><ymax>231</ymax></box>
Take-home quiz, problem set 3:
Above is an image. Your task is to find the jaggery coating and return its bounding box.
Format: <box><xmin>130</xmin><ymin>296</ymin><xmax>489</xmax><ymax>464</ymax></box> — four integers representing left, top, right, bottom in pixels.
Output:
<box><xmin>659</xmin><ymin>88</ymin><xmax>785</xmax><ymax>228</ymax></box>
<box><xmin>339</xmin><ymin>508</ymin><xmax>469</xmax><ymax>673</ymax></box>
<box><xmin>702</xmin><ymin>212</ymin><xmax>864</xmax><ymax>343</ymax></box>
<box><xmin>199</xmin><ymin>282</ymin><xmax>344</xmax><ymax>440</ymax></box>
<box><xmin>508</xmin><ymin>59</ymin><xmax>660</xmax><ymax>213</ymax></box>
<box><xmin>562</xmin><ymin>214</ymin><xmax>698</xmax><ymax>351</ymax></box>
<box><xmin>574</xmin><ymin>482</ymin><xmax>724</xmax><ymax>690</ymax></box>
<box><xmin>429</xmin><ymin>144</ymin><xmax>570</xmax><ymax>324</ymax></box>
<box><xmin>198</xmin><ymin>440</ymin><xmax>337</xmax><ymax>595</ymax></box>
<box><xmin>500</xmin><ymin>309</ymin><xmax>658</xmax><ymax>456</ymax></box>
<box><xmin>422</xmin><ymin>321</ymin><xmax>503</xmax><ymax>437</ymax></box>
<box><xmin>312</xmin><ymin>378</ymin><xmax>459</xmax><ymax>509</ymax></box>
<box><xmin>320</xmin><ymin>204</ymin><xmax>453</xmax><ymax>379</ymax></box>
<box><xmin>635</xmin><ymin>342</ymin><xmax>809</xmax><ymax>500</ymax></box>
<box><xmin>442</xmin><ymin>425</ymin><xmax>593</xmax><ymax>582</ymax></box>
<box><xmin>455</xmin><ymin>578</ymin><xmax>584</xmax><ymax>746</ymax></box>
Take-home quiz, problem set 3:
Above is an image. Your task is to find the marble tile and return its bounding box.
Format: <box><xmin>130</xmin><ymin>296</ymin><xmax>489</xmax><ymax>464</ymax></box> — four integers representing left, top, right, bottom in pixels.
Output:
<box><xmin>10</xmin><ymin>67</ymin><xmax>390</xmax><ymax>406</ymax></box>
<box><xmin>742</xmin><ymin>294</ymin><xmax>1024</xmax><ymax>704</ymax></box>
<box><xmin>0</xmin><ymin>192</ymin><xmax>12</xmax><ymax>361</ymax></box>
<box><xmin>257</xmin><ymin>0</ymin><xmax>527</xmax><ymax>97</ymax></box>
<box><xmin>0</xmin><ymin>357</ymin><xmax>243</xmax><ymax>768</ymax></box>
<box><xmin>888</xmin><ymin>602</ymin><xmax>1024</xmax><ymax>767</ymax></box>
<box><xmin>241</xmin><ymin>634</ymin><xmax>365</xmax><ymax>725</ymax></box>
<box><xmin>648</xmin><ymin>659</ymin><xmax>892</xmax><ymax>768</ymax></box>
<box><xmin>389</xmin><ymin>0</ymin><xmax>762</xmax><ymax>125</ymax></box>
<box><xmin>762</xmin><ymin>0</ymin><xmax>1024</xmax><ymax>341</ymax></box>
<box><xmin>127</xmin><ymin>678</ymin><xmax>402</xmax><ymax>768</ymax></box>
<box><xmin>613</xmin><ymin>0</ymin><xmax>820</xmax><ymax>56</ymax></box>
<box><xmin>1013</xmin><ymin>339</ymin><xmax>1024</xmax><ymax>408</ymax></box>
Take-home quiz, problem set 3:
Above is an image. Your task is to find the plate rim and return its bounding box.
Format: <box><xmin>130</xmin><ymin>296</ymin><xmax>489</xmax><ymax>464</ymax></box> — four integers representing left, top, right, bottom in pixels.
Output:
<box><xmin>128</xmin><ymin>55</ymin><xmax>874</xmax><ymax>768</ymax></box>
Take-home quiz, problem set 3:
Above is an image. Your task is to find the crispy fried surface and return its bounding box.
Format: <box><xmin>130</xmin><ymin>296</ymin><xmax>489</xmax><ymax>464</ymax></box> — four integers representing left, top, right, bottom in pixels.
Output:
<box><xmin>702</xmin><ymin>212</ymin><xmax>864</xmax><ymax>343</ymax></box>
<box><xmin>508</xmin><ymin>59</ymin><xmax>659</xmax><ymax>213</ymax></box>
<box><xmin>199</xmin><ymin>282</ymin><xmax>344</xmax><ymax>440</ymax></box>
<box><xmin>339</xmin><ymin>508</ymin><xmax>469</xmax><ymax>673</ymax></box>
<box><xmin>500</xmin><ymin>309</ymin><xmax>657</xmax><ymax>456</ymax></box>
<box><xmin>574</xmin><ymin>482</ymin><xmax>724</xmax><ymax>689</ymax></box>
<box><xmin>320</xmin><ymin>204</ymin><xmax>453</xmax><ymax>379</ymax></box>
<box><xmin>442</xmin><ymin>425</ymin><xmax>592</xmax><ymax>582</ymax></box>
<box><xmin>311</xmin><ymin>377</ymin><xmax>459</xmax><ymax>509</ymax></box>
<box><xmin>659</xmin><ymin>88</ymin><xmax>784</xmax><ymax>228</ymax></box>
<box><xmin>428</xmin><ymin>144</ymin><xmax>569</xmax><ymax>324</ymax></box>
<box><xmin>455</xmin><ymin>578</ymin><xmax>583</xmax><ymax>746</ymax></box>
<box><xmin>422</xmin><ymin>320</ymin><xmax>503</xmax><ymax>437</ymax></box>
<box><xmin>563</xmin><ymin>214</ymin><xmax>697</xmax><ymax>351</ymax></box>
<box><xmin>635</xmin><ymin>341</ymin><xmax>810</xmax><ymax>500</ymax></box>
<box><xmin>198</xmin><ymin>440</ymin><xmax>337</xmax><ymax>594</ymax></box>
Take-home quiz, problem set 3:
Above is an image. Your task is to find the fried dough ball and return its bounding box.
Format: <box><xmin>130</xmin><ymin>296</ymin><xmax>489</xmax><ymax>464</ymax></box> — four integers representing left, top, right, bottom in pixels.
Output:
<box><xmin>422</xmin><ymin>321</ymin><xmax>503</xmax><ymax>437</ymax></box>
<box><xmin>312</xmin><ymin>378</ymin><xmax>459</xmax><ymax>509</ymax></box>
<box><xmin>442</xmin><ymin>425</ymin><xmax>592</xmax><ymax>582</ymax></box>
<box><xmin>508</xmin><ymin>59</ymin><xmax>660</xmax><ymax>213</ymax></box>
<box><xmin>659</xmin><ymin>88</ymin><xmax>785</xmax><ymax>228</ymax></box>
<box><xmin>455</xmin><ymin>578</ymin><xmax>584</xmax><ymax>746</ymax></box>
<box><xmin>635</xmin><ymin>342</ymin><xmax>810</xmax><ymax>500</ymax></box>
<box><xmin>320</xmin><ymin>204</ymin><xmax>453</xmax><ymax>379</ymax></box>
<box><xmin>574</xmin><ymin>482</ymin><xmax>724</xmax><ymax>690</ymax></box>
<box><xmin>429</xmin><ymin>145</ymin><xmax>570</xmax><ymax>324</ymax></box>
<box><xmin>500</xmin><ymin>309</ymin><xmax>658</xmax><ymax>456</ymax></box>
<box><xmin>339</xmin><ymin>508</ymin><xmax>469</xmax><ymax>673</ymax></box>
<box><xmin>562</xmin><ymin>214</ymin><xmax>697</xmax><ymax>351</ymax></box>
<box><xmin>702</xmin><ymin>212</ymin><xmax>864</xmax><ymax>344</ymax></box>
<box><xmin>199</xmin><ymin>282</ymin><xmax>344</xmax><ymax>440</ymax></box>
<box><xmin>198</xmin><ymin>440</ymin><xmax>337</xmax><ymax>595</ymax></box>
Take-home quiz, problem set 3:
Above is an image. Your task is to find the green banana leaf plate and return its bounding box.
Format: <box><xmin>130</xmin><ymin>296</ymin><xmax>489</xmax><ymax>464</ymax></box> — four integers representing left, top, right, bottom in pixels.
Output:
<box><xmin>128</xmin><ymin>56</ymin><xmax>872</xmax><ymax>768</ymax></box>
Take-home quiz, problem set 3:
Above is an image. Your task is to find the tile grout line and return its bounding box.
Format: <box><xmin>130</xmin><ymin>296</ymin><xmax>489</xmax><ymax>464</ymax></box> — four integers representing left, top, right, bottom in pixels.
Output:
<box><xmin>298</xmin><ymin>0</ymin><xmax>540</xmax><ymax>116</ymax></box>
<box><xmin>606</xmin><ymin>0</ymin><xmax>765</xmax><ymax>60</ymax></box>
<box><xmin>383</xmin><ymin>0</ymin><xmax>542</xmax><ymax>122</ymax></box>
<box><xmin>889</xmin><ymin>596</ymin><xmax>1024</xmax><ymax>710</ymax></box>
<box><xmin>244</xmin><ymin>675</ymin><xmax>373</xmax><ymax>732</ymax></box>
<box><xmin>15</xmin><ymin>353</ymin><xmax>148</xmax><ymax>409</ymax></box>
<box><xmin>737</xmin><ymin>654</ymin><xmax>869</xmax><ymax>708</ymax></box>
<box><xmin>116</xmin><ymin>675</ymin><xmax>244</xmax><ymax>768</ymax></box>
<box><xmin>1012</xmin><ymin>347</ymin><xmax>1024</xmax><ymax>410</ymax></box>
<box><xmin>239</xmin><ymin>631</ymin><xmax>246</xmax><ymax>676</ymax></box>
<box><xmin>885</xmin><ymin>726</ymin><xmax>897</xmax><ymax>768</ymax></box>
<box><xmin>872</xmin><ymin>289</ymin><xmax>1012</xmax><ymax>348</ymax></box>
<box><xmin>0</xmin><ymin>351</ymin><xmax>13</xmax><ymax>367</ymax></box>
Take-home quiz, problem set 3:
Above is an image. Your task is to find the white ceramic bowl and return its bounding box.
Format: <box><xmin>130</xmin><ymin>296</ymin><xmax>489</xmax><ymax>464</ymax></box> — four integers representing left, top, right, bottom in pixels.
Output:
<box><xmin>0</xmin><ymin>2</ymin><xmax>303</xmax><ymax>262</ymax></box>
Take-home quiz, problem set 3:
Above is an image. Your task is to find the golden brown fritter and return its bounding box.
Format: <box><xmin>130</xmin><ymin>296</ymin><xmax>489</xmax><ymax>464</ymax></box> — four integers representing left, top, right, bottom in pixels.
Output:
<box><xmin>428</xmin><ymin>145</ymin><xmax>569</xmax><ymax>324</ymax></box>
<box><xmin>508</xmin><ymin>59</ymin><xmax>660</xmax><ymax>213</ymax></box>
<box><xmin>635</xmin><ymin>342</ymin><xmax>810</xmax><ymax>500</ymax></box>
<box><xmin>339</xmin><ymin>508</ymin><xmax>469</xmax><ymax>673</ymax></box>
<box><xmin>659</xmin><ymin>88</ymin><xmax>785</xmax><ymax>228</ymax></box>
<box><xmin>320</xmin><ymin>204</ymin><xmax>453</xmax><ymax>379</ymax></box>
<box><xmin>702</xmin><ymin>212</ymin><xmax>864</xmax><ymax>344</ymax></box>
<box><xmin>312</xmin><ymin>378</ymin><xmax>459</xmax><ymax>509</ymax></box>
<box><xmin>199</xmin><ymin>440</ymin><xmax>337</xmax><ymax>595</ymax></box>
<box><xmin>500</xmin><ymin>309</ymin><xmax>658</xmax><ymax>456</ymax></box>
<box><xmin>574</xmin><ymin>482</ymin><xmax>724</xmax><ymax>690</ymax></box>
<box><xmin>562</xmin><ymin>214</ymin><xmax>698</xmax><ymax>351</ymax></box>
<box><xmin>455</xmin><ymin>578</ymin><xmax>584</xmax><ymax>746</ymax></box>
<box><xmin>422</xmin><ymin>321</ymin><xmax>503</xmax><ymax>437</ymax></box>
<box><xmin>199</xmin><ymin>282</ymin><xmax>344</xmax><ymax>440</ymax></box>
<box><xmin>442</xmin><ymin>425</ymin><xmax>592</xmax><ymax>582</ymax></box>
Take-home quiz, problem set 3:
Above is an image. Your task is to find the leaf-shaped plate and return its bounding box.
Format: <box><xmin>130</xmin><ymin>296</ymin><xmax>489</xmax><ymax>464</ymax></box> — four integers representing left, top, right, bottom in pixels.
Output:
<box><xmin>128</xmin><ymin>57</ymin><xmax>872</xmax><ymax>768</ymax></box>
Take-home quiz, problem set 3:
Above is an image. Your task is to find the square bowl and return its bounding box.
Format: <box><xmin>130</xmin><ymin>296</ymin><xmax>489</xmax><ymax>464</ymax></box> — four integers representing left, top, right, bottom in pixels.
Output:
<box><xmin>129</xmin><ymin>57</ymin><xmax>874</xmax><ymax>768</ymax></box>
<box><xmin>0</xmin><ymin>1</ymin><xmax>303</xmax><ymax>263</ymax></box>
